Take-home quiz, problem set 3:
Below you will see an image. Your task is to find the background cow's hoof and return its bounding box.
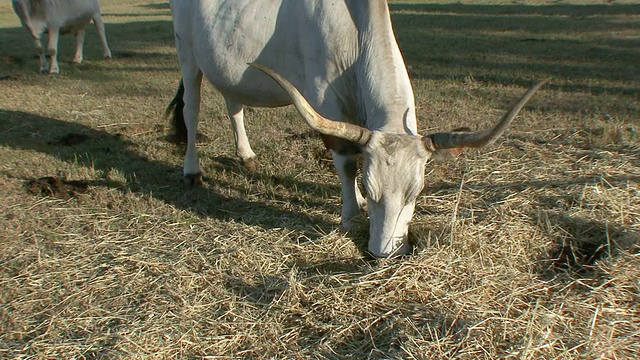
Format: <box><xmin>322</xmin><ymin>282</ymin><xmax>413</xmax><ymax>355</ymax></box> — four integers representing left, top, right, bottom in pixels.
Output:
<box><xmin>39</xmin><ymin>68</ymin><xmax>49</xmax><ymax>74</ymax></box>
<box><xmin>184</xmin><ymin>173</ymin><xmax>203</xmax><ymax>188</ymax></box>
<box><xmin>242</xmin><ymin>158</ymin><xmax>260</xmax><ymax>172</ymax></box>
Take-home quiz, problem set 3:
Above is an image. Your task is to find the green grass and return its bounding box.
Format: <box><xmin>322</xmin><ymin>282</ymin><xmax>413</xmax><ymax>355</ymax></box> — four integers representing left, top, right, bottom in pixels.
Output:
<box><xmin>1</xmin><ymin>1</ymin><xmax>639</xmax><ymax>359</ymax></box>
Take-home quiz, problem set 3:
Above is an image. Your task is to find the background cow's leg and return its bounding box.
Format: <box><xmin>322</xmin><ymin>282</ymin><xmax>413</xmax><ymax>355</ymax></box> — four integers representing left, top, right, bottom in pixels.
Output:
<box><xmin>92</xmin><ymin>13</ymin><xmax>112</xmax><ymax>59</ymax></box>
<box><xmin>32</xmin><ymin>33</ymin><xmax>48</xmax><ymax>74</ymax></box>
<box><xmin>180</xmin><ymin>66</ymin><xmax>203</xmax><ymax>187</ymax></box>
<box><xmin>46</xmin><ymin>26</ymin><xmax>60</xmax><ymax>75</ymax></box>
<box><xmin>13</xmin><ymin>1</ymin><xmax>47</xmax><ymax>73</ymax></box>
<box><xmin>72</xmin><ymin>30</ymin><xmax>85</xmax><ymax>64</ymax></box>
<box><xmin>224</xmin><ymin>99</ymin><xmax>257</xmax><ymax>171</ymax></box>
<box><xmin>332</xmin><ymin>152</ymin><xmax>366</xmax><ymax>231</ymax></box>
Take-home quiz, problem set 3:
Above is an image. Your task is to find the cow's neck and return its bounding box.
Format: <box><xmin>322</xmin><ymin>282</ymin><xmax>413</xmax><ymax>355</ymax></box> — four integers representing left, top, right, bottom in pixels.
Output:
<box><xmin>353</xmin><ymin>0</ymin><xmax>417</xmax><ymax>135</ymax></box>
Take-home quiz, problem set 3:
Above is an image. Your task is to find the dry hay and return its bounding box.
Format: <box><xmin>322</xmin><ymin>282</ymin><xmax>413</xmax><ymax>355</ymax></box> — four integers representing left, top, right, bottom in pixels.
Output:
<box><xmin>1</xmin><ymin>0</ymin><xmax>639</xmax><ymax>358</ymax></box>
<box><xmin>2</xmin><ymin>125</ymin><xmax>638</xmax><ymax>359</ymax></box>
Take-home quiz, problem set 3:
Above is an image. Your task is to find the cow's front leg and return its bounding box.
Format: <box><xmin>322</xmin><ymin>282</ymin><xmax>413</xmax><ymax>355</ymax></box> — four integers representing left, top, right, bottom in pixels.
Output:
<box><xmin>72</xmin><ymin>30</ymin><xmax>85</xmax><ymax>64</ymax></box>
<box><xmin>46</xmin><ymin>26</ymin><xmax>60</xmax><ymax>75</ymax></box>
<box><xmin>332</xmin><ymin>152</ymin><xmax>366</xmax><ymax>231</ymax></box>
<box><xmin>30</xmin><ymin>33</ymin><xmax>48</xmax><ymax>73</ymax></box>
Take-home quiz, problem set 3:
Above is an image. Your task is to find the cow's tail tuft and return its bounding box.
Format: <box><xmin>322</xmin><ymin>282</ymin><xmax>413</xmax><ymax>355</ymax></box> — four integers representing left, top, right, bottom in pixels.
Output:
<box><xmin>165</xmin><ymin>78</ymin><xmax>188</xmax><ymax>144</ymax></box>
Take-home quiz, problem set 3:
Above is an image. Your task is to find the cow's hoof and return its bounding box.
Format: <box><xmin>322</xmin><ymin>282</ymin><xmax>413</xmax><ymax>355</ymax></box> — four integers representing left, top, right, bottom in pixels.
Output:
<box><xmin>369</xmin><ymin>241</ymin><xmax>412</xmax><ymax>259</ymax></box>
<box><xmin>48</xmin><ymin>71</ymin><xmax>60</xmax><ymax>76</ymax></box>
<box><xmin>40</xmin><ymin>69</ymin><xmax>49</xmax><ymax>74</ymax></box>
<box><xmin>339</xmin><ymin>214</ymin><xmax>368</xmax><ymax>233</ymax></box>
<box><xmin>184</xmin><ymin>173</ymin><xmax>203</xmax><ymax>188</ymax></box>
<box><xmin>337</xmin><ymin>225</ymin><xmax>351</xmax><ymax>235</ymax></box>
<box><xmin>242</xmin><ymin>158</ymin><xmax>260</xmax><ymax>172</ymax></box>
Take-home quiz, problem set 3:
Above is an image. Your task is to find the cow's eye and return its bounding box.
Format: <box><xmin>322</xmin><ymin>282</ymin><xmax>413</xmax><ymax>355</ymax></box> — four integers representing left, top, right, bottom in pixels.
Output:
<box><xmin>404</xmin><ymin>179</ymin><xmax>424</xmax><ymax>206</ymax></box>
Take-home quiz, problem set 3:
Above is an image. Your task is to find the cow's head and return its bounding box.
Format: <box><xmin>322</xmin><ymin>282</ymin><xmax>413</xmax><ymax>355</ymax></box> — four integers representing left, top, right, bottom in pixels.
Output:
<box><xmin>250</xmin><ymin>63</ymin><xmax>545</xmax><ymax>257</ymax></box>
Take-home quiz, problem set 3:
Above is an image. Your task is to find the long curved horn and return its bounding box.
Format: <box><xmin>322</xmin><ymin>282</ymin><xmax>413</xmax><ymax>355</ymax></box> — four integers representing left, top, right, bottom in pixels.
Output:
<box><xmin>424</xmin><ymin>80</ymin><xmax>547</xmax><ymax>150</ymax></box>
<box><xmin>249</xmin><ymin>63</ymin><xmax>372</xmax><ymax>146</ymax></box>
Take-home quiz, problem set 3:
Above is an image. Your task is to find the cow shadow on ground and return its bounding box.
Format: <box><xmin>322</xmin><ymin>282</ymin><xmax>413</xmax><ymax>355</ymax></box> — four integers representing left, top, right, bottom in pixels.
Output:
<box><xmin>0</xmin><ymin>109</ymin><xmax>341</xmax><ymax>241</ymax></box>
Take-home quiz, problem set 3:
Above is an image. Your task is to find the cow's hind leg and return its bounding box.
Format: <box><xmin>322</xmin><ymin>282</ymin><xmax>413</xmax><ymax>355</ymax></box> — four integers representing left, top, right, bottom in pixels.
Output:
<box><xmin>178</xmin><ymin>68</ymin><xmax>203</xmax><ymax>187</ymax></box>
<box><xmin>224</xmin><ymin>99</ymin><xmax>257</xmax><ymax>171</ymax></box>
<box><xmin>172</xmin><ymin>30</ymin><xmax>204</xmax><ymax>187</ymax></box>
<box><xmin>332</xmin><ymin>152</ymin><xmax>366</xmax><ymax>231</ymax></box>
<box><xmin>92</xmin><ymin>13</ymin><xmax>112</xmax><ymax>59</ymax></box>
<box><xmin>27</xmin><ymin>27</ymin><xmax>48</xmax><ymax>73</ymax></box>
<box><xmin>33</xmin><ymin>34</ymin><xmax>48</xmax><ymax>74</ymax></box>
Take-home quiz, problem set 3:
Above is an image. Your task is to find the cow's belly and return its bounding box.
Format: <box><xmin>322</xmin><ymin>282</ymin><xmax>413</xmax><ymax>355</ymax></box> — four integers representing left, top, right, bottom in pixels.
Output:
<box><xmin>204</xmin><ymin>69</ymin><xmax>295</xmax><ymax>108</ymax></box>
<box><xmin>194</xmin><ymin>37</ymin><xmax>303</xmax><ymax>108</ymax></box>
<box><xmin>58</xmin><ymin>14</ymin><xmax>92</xmax><ymax>34</ymax></box>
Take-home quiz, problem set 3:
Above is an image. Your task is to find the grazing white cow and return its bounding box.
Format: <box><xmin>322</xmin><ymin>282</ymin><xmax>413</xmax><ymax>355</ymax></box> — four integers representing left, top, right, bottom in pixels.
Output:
<box><xmin>166</xmin><ymin>0</ymin><xmax>545</xmax><ymax>257</ymax></box>
<box><xmin>12</xmin><ymin>0</ymin><xmax>112</xmax><ymax>74</ymax></box>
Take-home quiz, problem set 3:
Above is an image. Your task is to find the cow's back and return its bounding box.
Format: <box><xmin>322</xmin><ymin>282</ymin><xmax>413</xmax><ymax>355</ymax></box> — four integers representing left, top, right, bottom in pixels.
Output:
<box><xmin>170</xmin><ymin>0</ymin><xmax>361</xmax><ymax>114</ymax></box>
<box><xmin>39</xmin><ymin>0</ymin><xmax>100</xmax><ymax>30</ymax></box>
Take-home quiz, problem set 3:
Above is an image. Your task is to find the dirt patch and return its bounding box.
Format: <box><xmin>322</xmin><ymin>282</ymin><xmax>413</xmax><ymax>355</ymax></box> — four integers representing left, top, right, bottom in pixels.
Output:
<box><xmin>0</xmin><ymin>54</ymin><xmax>23</xmax><ymax>64</ymax></box>
<box><xmin>285</xmin><ymin>129</ymin><xmax>317</xmax><ymax>141</ymax></box>
<box><xmin>26</xmin><ymin>175</ymin><xmax>92</xmax><ymax>199</ymax></box>
<box><xmin>549</xmin><ymin>238</ymin><xmax>608</xmax><ymax>272</ymax></box>
<box><xmin>116</xmin><ymin>51</ymin><xmax>135</xmax><ymax>58</ymax></box>
<box><xmin>313</xmin><ymin>146</ymin><xmax>333</xmax><ymax>169</ymax></box>
<box><xmin>51</xmin><ymin>133</ymin><xmax>91</xmax><ymax>146</ymax></box>
<box><xmin>544</xmin><ymin>214</ymin><xmax>639</xmax><ymax>272</ymax></box>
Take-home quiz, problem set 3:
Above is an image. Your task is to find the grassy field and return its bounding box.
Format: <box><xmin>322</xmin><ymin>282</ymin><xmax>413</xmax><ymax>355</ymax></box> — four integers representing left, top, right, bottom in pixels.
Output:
<box><xmin>1</xmin><ymin>0</ymin><xmax>638</xmax><ymax>358</ymax></box>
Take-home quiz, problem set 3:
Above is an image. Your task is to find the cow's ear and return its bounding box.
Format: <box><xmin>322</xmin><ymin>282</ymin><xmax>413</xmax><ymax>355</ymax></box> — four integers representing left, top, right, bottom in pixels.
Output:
<box><xmin>435</xmin><ymin>127</ymin><xmax>470</xmax><ymax>159</ymax></box>
<box><xmin>432</xmin><ymin>147</ymin><xmax>464</xmax><ymax>161</ymax></box>
<box><xmin>422</xmin><ymin>128</ymin><xmax>468</xmax><ymax>161</ymax></box>
<box><xmin>321</xmin><ymin>134</ymin><xmax>361</xmax><ymax>155</ymax></box>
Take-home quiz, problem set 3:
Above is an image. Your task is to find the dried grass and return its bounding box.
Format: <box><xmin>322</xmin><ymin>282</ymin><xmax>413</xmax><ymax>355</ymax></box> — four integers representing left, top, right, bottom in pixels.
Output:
<box><xmin>1</xmin><ymin>0</ymin><xmax>639</xmax><ymax>359</ymax></box>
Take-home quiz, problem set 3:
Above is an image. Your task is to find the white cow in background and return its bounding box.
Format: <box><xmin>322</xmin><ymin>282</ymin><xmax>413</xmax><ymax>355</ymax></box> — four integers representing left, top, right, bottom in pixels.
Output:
<box><xmin>12</xmin><ymin>0</ymin><xmax>112</xmax><ymax>74</ymax></box>
<box><xmin>166</xmin><ymin>0</ymin><xmax>545</xmax><ymax>257</ymax></box>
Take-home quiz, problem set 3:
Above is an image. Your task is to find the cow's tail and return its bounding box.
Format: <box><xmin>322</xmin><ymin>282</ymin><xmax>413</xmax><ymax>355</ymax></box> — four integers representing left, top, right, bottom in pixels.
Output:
<box><xmin>165</xmin><ymin>78</ymin><xmax>188</xmax><ymax>144</ymax></box>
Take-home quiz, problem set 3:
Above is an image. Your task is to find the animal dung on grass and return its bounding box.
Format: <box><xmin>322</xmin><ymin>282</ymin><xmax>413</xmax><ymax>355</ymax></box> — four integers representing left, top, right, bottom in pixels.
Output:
<box><xmin>26</xmin><ymin>175</ymin><xmax>91</xmax><ymax>200</ymax></box>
